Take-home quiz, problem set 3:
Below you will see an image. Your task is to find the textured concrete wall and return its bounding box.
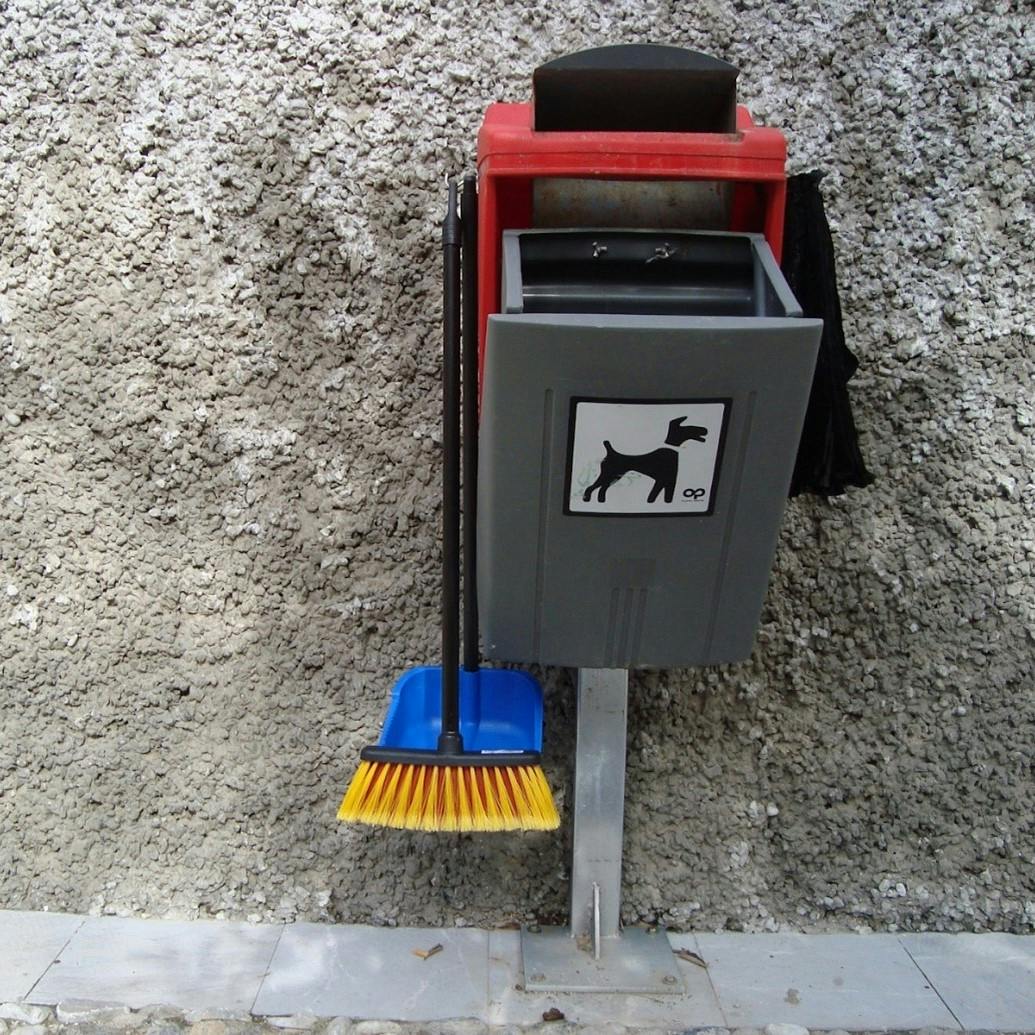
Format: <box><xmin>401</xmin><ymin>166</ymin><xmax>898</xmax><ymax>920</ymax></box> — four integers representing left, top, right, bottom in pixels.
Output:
<box><xmin>1</xmin><ymin>0</ymin><xmax>1032</xmax><ymax>932</ymax></box>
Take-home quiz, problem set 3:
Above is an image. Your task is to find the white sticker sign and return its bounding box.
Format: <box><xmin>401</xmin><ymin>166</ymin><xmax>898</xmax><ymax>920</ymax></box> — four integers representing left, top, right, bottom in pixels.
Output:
<box><xmin>565</xmin><ymin>398</ymin><xmax>729</xmax><ymax>516</ymax></box>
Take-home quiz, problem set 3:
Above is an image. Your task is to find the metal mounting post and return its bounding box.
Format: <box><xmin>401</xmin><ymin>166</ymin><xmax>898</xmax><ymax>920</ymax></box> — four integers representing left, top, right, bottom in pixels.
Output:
<box><xmin>570</xmin><ymin>667</ymin><xmax>628</xmax><ymax>946</ymax></box>
<box><xmin>521</xmin><ymin>669</ymin><xmax>683</xmax><ymax>994</ymax></box>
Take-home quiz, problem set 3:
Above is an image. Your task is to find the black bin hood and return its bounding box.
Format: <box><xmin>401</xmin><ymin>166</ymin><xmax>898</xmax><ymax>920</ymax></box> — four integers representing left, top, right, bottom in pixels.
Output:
<box><xmin>532</xmin><ymin>44</ymin><xmax>739</xmax><ymax>134</ymax></box>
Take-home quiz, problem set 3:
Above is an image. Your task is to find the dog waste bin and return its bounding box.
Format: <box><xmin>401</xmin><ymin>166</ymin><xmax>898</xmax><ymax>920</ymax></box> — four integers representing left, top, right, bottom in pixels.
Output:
<box><xmin>466</xmin><ymin>44</ymin><xmax>835</xmax><ymax>992</ymax></box>
<box><xmin>478</xmin><ymin>227</ymin><xmax>821</xmax><ymax>668</ymax></box>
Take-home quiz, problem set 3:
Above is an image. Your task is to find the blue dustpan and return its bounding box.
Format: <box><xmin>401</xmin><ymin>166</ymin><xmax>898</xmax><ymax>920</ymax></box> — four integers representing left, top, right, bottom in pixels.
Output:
<box><xmin>375</xmin><ymin>666</ymin><xmax>544</xmax><ymax>754</ymax></box>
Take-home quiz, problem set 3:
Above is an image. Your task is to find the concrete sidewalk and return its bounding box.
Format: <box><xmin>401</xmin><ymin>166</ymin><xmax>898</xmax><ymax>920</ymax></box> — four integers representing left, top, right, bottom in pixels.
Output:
<box><xmin>1</xmin><ymin>910</ymin><xmax>1033</xmax><ymax>1032</ymax></box>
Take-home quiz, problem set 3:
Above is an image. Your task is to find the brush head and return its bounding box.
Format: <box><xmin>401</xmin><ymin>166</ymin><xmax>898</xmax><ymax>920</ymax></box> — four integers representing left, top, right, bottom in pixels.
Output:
<box><xmin>338</xmin><ymin>752</ymin><xmax>559</xmax><ymax>833</ymax></box>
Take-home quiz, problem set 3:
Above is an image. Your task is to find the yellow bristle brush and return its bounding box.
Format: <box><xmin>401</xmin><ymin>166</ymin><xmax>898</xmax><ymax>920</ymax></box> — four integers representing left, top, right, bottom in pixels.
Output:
<box><xmin>338</xmin><ymin>177</ymin><xmax>558</xmax><ymax>834</ymax></box>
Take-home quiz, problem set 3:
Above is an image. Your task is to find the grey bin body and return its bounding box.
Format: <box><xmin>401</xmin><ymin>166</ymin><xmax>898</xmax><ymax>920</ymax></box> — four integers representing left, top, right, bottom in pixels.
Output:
<box><xmin>477</xmin><ymin>229</ymin><xmax>822</xmax><ymax>669</ymax></box>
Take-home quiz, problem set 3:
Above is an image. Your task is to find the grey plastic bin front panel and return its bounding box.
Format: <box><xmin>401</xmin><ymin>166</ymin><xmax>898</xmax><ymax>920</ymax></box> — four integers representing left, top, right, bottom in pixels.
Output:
<box><xmin>477</xmin><ymin>313</ymin><xmax>821</xmax><ymax>669</ymax></box>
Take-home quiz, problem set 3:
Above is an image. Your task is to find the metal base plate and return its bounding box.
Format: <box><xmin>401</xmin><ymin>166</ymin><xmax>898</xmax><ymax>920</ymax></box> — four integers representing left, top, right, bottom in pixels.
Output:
<box><xmin>520</xmin><ymin>926</ymin><xmax>684</xmax><ymax>994</ymax></box>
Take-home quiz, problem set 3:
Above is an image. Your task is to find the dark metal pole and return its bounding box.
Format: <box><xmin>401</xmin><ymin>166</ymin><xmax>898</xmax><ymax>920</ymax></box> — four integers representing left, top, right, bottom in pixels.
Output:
<box><xmin>461</xmin><ymin>173</ymin><xmax>480</xmax><ymax>674</ymax></box>
<box><xmin>438</xmin><ymin>180</ymin><xmax>462</xmax><ymax>751</ymax></box>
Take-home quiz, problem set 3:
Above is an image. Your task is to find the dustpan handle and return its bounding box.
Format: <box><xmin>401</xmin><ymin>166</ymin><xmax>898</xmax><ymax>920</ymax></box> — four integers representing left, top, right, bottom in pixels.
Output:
<box><xmin>461</xmin><ymin>174</ymin><xmax>479</xmax><ymax>674</ymax></box>
<box><xmin>439</xmin><ymin>180</ymin><xmax>462</xmax><ymax>749</ymax></box>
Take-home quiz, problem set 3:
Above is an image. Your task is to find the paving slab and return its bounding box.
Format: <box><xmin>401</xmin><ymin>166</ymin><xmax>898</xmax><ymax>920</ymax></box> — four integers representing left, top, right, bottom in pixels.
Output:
<box><xmin>253</xmin><ymin>922</ymin><xmax>489</xmax><ymax>1021</ymax></box>
<box><xmin>695</xmin><ymin>932</ymin><xmax>962</xmax><ymax>1030</ymax></box>
<box><xmin>0</xmin><ymin>911</ymin><xmax>83</xmax><ymax>1001</ymax></box>
<box><xmin>25</xmin><ymin>915</ymin><xmax>281</xmax><ymax>1012</ymax></box>
<box><xmin>483</xmin><ymin>928</ymin><xmax>725</xmax><ymax>1028</ymax></box>
<box><xmin>5</xmin><ymin>910</ymin><xmax>1035</xmax><ymax>1031</ymax></box>
<box><xmin>901</xmin><ymin>932</ymin><xmax>1035</xmax><ymax>1032</ymax></box>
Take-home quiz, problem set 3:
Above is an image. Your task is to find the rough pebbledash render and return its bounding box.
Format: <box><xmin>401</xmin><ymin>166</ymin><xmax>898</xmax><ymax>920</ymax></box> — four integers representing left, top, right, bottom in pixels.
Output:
<box><xmin>0</xmin><ymin>0</ymin><xmax>1031</xmax><ymax>933</ymax></box>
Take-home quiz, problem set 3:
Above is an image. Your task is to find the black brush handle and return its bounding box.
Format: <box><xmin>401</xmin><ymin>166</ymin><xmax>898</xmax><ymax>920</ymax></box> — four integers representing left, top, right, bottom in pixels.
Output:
<box><xmin>439</xmin><ymin>180</ymin><xmax>462</xmax><ymax>753</ymax></box>
<box><xmin>461</xmin><ymin>174</ymin><xmax>480</xmax><ymax>674</ymax></box>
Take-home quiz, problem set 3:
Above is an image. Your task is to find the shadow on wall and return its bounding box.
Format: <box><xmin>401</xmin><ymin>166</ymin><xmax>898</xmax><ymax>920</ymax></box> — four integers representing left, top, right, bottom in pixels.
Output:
<box><xmin>168</xmin><ymin>114</ymin><xmax>570</xmax><ymax>921</ymax></box>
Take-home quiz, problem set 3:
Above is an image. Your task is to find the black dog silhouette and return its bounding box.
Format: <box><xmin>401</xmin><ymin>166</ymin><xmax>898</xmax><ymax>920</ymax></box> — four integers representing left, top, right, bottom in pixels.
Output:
<box><xmin>582</xmin><ymin>416</ymin><xmax>708</xmax><ymax>504</ymax></box>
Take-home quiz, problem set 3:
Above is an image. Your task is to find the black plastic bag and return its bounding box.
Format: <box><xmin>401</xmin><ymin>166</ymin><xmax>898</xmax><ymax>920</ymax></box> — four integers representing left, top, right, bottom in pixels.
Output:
<box><xmin>782</xmin><ymin>171</ymin><xmax>873</xmax><ymax>497</ymax></box>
